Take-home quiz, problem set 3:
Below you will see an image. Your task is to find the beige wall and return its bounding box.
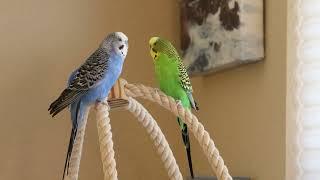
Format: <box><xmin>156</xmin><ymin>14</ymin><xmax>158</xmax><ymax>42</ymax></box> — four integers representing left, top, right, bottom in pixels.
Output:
<box><xmin>0</xmin><ymin>0</ymin><xmax>286</xmax><ymax>179</ymax></box>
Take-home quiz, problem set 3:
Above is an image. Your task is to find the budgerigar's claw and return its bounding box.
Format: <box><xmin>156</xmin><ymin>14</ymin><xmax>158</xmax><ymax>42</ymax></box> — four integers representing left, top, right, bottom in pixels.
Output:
<box><xmin>154</xmin><ymin>88</ymin><xmax>161</xmax><ymax>94</ymax></box>
<box><xmin>176</xmin><ymin>100</ymin><xmax>182</xmax><ymax>107</ymax></box>
<box><xmin>95</xmin><ymin>100</ymin><xmax>110</xmax><ymax>111</ymax></box>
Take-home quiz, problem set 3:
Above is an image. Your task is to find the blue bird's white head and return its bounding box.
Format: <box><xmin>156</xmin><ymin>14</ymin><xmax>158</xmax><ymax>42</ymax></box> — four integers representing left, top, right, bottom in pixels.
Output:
<box><xmin>101</xmin><ymin>32</ymin><xmax>129</xmax><ymax>58</ymax></box>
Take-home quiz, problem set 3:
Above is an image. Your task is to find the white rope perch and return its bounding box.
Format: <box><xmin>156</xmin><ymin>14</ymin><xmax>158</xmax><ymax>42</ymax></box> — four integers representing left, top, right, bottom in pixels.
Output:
<box><xmin>60</xmin><ymin>79</ymin><xmax>232</xmax><ymax>180</ymax></box>
<box><xmin>126</xmin><ymin>97</ymin><xmax>183</xmax><ymax>180</ymax></box>
<box><xmin>95</xmin><ymin>102</ymin><xmax>118</xmax><ymax>180</ymax></box>
<box><xmin>64</xmin><ymin>107</ymin><xmax>90</xmax><ymax>180</ymax></box>
<box><xmin>124</xmin><ymin>82</ymin><xmax>233</xmax><ymax>180</ymax></box>
<box><xmin>62</xmin><ymin>97</ymin><xmax>182</xmax><ymax>180</ymax></box>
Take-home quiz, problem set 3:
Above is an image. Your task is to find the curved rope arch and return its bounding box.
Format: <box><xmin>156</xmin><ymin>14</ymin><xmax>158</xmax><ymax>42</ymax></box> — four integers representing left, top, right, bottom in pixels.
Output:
<box><xmin>124</xmin><ymin>81</ymin><xmax>232</xmax><ymax>180</ymax></box>
<box><xmin>62</xmin><ymin>79</ymin><xmax>232</xmax><ymax>180</ymax></box>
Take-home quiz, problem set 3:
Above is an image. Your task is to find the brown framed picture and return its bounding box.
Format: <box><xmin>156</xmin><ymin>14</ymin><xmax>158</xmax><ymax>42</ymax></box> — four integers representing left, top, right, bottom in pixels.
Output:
<box><xmin>181</xmin><ymin>0</ymin><xmax>265</xmax><ymax>76</ymax></box>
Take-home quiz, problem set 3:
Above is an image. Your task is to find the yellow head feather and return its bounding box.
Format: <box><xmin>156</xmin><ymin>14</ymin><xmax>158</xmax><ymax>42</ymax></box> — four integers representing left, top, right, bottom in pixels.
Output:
<box><xmin>149</xmin><ymin>36</ymin><xmax>181</xmax><ymax>62</ymax></box>
<box><xmin>149</xmin><ymin>37</ymin><xmax>160</xmax><ymax>60</ymax></box>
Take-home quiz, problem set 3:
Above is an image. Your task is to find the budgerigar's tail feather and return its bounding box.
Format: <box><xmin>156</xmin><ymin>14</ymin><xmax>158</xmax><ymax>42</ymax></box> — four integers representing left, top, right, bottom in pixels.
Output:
<box><xmin>62</xmin><ymin>124</ymin><xmax>78</xmax><ymax>180</ymax></box>
<box><xmin>62</xmin><ymin>100</ymin><xmax>81</xmax><ymax>180</ymax></box>
<box><xmin>177</xmin><ymin>118</ymin><xmax>194</xmax><ymax>179</ymax></box>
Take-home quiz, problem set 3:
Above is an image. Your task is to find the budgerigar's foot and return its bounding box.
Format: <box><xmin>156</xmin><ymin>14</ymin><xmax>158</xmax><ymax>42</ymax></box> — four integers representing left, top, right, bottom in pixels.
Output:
<box><xmin>154</xmin><ymin>88</ymin><xmax>161</xmax><ymax>94</ymax></box>
<box><xmin>95</xmin><ymin>100</ymin><xmax>110</xmax><ymax>111</ymax></box>
<box><xmin>176</xmin><ymin>100</ymin><xmax>182</xmax><ymax>107</ymax></box>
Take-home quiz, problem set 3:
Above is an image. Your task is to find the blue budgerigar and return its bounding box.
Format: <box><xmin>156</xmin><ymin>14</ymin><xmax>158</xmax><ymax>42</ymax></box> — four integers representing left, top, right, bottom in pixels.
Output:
<box><xmin>48</xmin><ymin>32</ymin><xmax>128</xmax><ymax>179</ymax></box>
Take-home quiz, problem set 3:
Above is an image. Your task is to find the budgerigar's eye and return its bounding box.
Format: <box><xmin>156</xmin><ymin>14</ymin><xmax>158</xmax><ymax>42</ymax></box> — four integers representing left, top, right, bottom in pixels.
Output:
<box><xmin>119</xmin><ymin>45</ymin><xmax>124</xmax><ymax>50</ymax></box>
<box><xmin>118</xmin><ymin>38</ymin><xmax>122</xmax><ymax>42</ymax></box>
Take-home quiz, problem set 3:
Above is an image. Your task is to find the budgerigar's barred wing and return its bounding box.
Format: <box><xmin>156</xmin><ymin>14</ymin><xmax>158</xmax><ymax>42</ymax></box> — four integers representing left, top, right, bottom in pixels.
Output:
<box><xmin>177</xmin><ymin>59</ymin><xmax>199</xmax><ymax>110</ymax></box>
<box><xmin>49</xmin><ymin>49</ymin><xmax>109</xmax><ymax>117</ymax></box>
<box><xmin>169</xmin><ymin>47</ymin><xmax>200</xmax><ymax>110</ymax></box>
<box><xmin>68</xmin><ymin>49</ymin><xmax>109</xmax><ymax>90</ymax></box>
<box><xmin>177</xmin><ymin>60</ymin><xmax>193</xmax><ymax>92</ymax></box>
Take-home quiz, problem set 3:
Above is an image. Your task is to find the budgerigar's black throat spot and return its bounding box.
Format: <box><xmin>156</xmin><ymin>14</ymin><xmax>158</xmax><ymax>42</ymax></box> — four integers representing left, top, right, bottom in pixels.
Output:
<box><xmin>119</xmin><ymin>45</ymin><xmax>124</xmax><ymax>50</ymax></box>
<box><xmin>152</xmin><ymin>48</ymin><xmax>157</xmax><ymax>53</ymax></box>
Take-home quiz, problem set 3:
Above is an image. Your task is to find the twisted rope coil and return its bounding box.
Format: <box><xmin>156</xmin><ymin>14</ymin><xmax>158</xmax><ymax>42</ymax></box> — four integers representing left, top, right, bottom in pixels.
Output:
<box><xmin>95</xmin><ymin>103</ymin><xmax>118</xmax><ymax>180</ymax></box>
<box><xmin>124</xmin><ymin>82</ymin><xmax>233</xmax><ymax>180</ymax></box>
<box><xmin>126</xmin><ymin>97</ymin><xmax>183</xmax><ymax>180</ymax></box>
<box><xmin>62</xmin><ymin>80</ymin><xmax>232</xmax><ymax>180</ymax></box>
<box><xmin>66</xmin><ymin>98</ymin><xmax>183</xmax><ymax>180</ymax></box>
<box><xmin>64</xmin><ymin>107</ymin><xmax>90</xmax><ymax>180</ymax></box>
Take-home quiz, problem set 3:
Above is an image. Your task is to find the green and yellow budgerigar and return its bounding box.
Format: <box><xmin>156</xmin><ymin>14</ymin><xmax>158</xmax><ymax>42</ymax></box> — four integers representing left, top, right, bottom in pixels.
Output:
<box><xmin>149</xmin><ymin>37</ymin><xmax>199</xmax><ymax>178</ymax></box>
